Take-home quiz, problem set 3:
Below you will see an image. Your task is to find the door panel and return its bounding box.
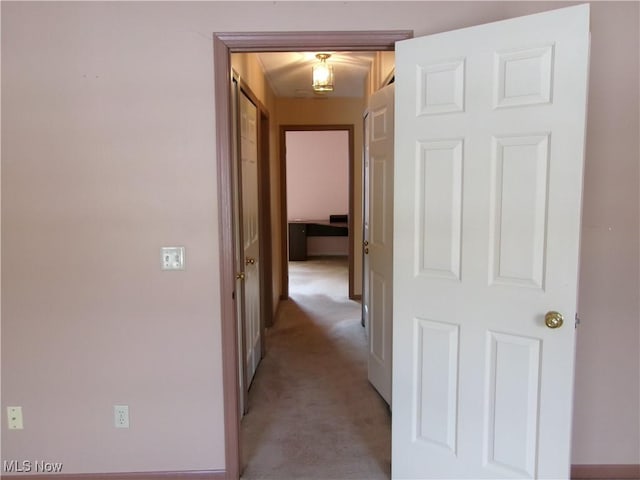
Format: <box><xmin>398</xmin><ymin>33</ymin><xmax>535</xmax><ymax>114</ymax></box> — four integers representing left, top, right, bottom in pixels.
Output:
<box><xmin>485</xmin><ymin>332</ymin><xmax>541</xmax><ymax>477</ymax></box>
<box><xmin>417</xmin><ymin>139</ymin><xmax>463</xmax><ymax>279</ymax></box>
<box><xmin>414</xmin><ymin>318</ymin><xmax>459</xmax><ymax>453</ymax></box>
<box><xmin>365</xmin><ymin>84</ymin><xmax>395</xmax><ymax>405</ymax></box>
<box><xmin>392</xmin><ymin>5</ymin><xmax>589</xmax><ymax>479</ymax></box>
<box><xmin>489</xmin><ymin>134</ymin><xmax>549</xmax><ymax>288</ymax></box>
<box><xmin>370</xmin><ymin>270</ymin><xmax>386</xmax><ymax>363</ymax></box>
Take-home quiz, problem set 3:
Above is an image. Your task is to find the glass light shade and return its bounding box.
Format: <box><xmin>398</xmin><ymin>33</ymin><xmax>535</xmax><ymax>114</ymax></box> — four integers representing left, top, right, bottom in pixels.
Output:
<box><xmin>312</xmin><ymin>54</ymin><xmax>334</xmax><ymax>93</ymax></box>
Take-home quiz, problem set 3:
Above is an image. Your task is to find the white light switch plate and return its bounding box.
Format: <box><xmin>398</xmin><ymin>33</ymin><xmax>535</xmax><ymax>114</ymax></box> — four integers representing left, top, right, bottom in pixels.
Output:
<box><xmin>7</xmin><ymin>406</ymin><xmax>23</xmax><ymax>429</ymax></box>
<box><xmin>161</xmin><ymin>246</ymin><xmax>185</xmax><ymax>270</ymax></box>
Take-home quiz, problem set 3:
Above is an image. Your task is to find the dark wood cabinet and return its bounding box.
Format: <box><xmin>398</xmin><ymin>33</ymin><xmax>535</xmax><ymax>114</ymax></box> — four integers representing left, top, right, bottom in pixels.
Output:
<box><xmin>288</xmin><ymin>223</ymin><xmax>307</xmax><ymax>261</ymax></box>
<box><xmin>288</xmin><ymin>220</ymin><xmax>349</xmax><ymax>261</ymax></box>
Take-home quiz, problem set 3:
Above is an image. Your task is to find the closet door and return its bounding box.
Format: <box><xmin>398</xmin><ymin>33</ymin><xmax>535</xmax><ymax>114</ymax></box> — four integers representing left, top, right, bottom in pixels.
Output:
<box><xmin>365</xmin><ymin>83</ymin><xmax>395</xmax><ymax>406</ymax></box>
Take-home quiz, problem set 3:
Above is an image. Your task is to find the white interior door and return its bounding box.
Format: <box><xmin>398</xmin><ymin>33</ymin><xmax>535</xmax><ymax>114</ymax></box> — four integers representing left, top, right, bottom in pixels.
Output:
<box><xmin>231</xmin><ymin>76</ymin><xmax>247</xmax><ymax>417</ymax></box>
<box><xmin>363</xmin><ymin>113</ymin><xmax>370</xmax><ymax>335</ymax></box>
<box><xmin>239</xmin><ymin>91</ymin><xmax>262</xmax><ymax>392</ymax></box>
<box><xmin>364</xmin><ymin>83</ymin><xmax>395</xmax><ymax>406</ymax></box>
<box><xmin>392</xmin><ymin>5</ymin><xmax>590</xmax><ymax>479</ymax></box>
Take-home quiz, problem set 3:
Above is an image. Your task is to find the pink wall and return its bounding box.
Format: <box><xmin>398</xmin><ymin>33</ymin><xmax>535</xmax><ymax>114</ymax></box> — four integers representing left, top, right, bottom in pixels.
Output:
<box><xmin>1</xmin><ymin>2</ymin><xmax>226</xmax><ymax>472</ymax></box>
<box><xmin>1</xmin><ymin>1</ymin><xmax>638</xmax><ymax>475</ymax></box>
<box><xmin>286</xmin><ymin>130</ymin><xmax>349</xmax><ymax>221</ymax></box>
<box><xmin>572</xmin><ymin>1</ymin><xmax>640</xmax><ymax>463</ymax></box>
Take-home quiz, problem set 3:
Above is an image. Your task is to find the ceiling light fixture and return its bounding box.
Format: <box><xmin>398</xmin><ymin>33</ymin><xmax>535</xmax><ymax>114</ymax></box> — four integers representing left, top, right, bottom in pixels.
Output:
<box><xmin>312</xmin><ymin>53</ymin><xmax>334</xmax><ymax>93</ymax></box>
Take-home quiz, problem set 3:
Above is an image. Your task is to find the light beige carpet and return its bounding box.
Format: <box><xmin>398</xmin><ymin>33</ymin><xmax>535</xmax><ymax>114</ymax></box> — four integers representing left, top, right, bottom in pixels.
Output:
<box><xmin>240</xmin><ymin>257</ymin><xmax>391</xmax><ymax>480</ymax></box>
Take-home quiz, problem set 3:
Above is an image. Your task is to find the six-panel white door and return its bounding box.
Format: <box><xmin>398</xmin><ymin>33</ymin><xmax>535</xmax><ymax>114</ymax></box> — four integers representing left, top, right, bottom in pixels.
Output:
<box><xmin>365</xmin><ymin>83</ymin><xmax>395</xmax><ymax>406</ymax></box>
<box><xmin>392</xmin><ymin>5</ymin><xmax>590</xmax><ymax>479</ymax></box>
<box><xmin>239</xmin><ymin>91</ymin><xmax>262</xmax><ymax>391</ymax></box>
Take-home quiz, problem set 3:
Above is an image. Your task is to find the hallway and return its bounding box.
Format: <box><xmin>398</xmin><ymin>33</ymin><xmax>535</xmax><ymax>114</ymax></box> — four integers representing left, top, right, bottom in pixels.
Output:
<box><xmin>240</xmin><ymin>257</ymin><xmax>391</xmax><ymax>479</ymax></box>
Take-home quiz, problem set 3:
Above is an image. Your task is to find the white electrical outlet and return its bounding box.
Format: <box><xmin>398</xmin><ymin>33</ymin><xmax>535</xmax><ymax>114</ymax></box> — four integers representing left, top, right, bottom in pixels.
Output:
<box><xmin>161</xmin><ymin>246</ymin><xmax>185</xmax><ymax>270</ymax></box>
<box><xmin>7</xmin><ymin>406</ymin><xmax>23</xmax><ymax>430</ymax></box>
<box><xmin>114</xmin><ymin>405</ymin><xmax>129</xmax><ymax>428</ymax></box>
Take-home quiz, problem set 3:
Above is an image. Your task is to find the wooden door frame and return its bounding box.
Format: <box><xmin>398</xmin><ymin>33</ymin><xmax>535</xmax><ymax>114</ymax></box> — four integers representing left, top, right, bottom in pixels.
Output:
<box><xmin>259</xmin><ymin>109</ymin><xmax>273</xmax><ymax>331</ymax></box>
<box><xmin>279</xmin><ymin>124</ymin><xmax>355</xmax><ymax>300</ymax></box>
<box><xmin>213</xmin><ymin>30</ymin><xmax>412</xmax><ymax>479</ymax></box>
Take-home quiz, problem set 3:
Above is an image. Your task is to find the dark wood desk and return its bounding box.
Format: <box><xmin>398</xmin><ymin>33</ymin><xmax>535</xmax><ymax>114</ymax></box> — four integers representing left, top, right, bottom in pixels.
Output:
<box><xmin>288</xmin><ymin>220</ymin><xmax>349</xmax><ymax>261</ymax></box>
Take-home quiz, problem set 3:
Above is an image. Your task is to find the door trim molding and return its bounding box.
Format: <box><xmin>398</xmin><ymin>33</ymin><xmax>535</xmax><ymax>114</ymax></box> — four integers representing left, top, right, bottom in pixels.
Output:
<box><xmin>214</xmin><ymin>31</ymin><xmax>413</xmax><ymax>52</ymax></box>
<box><xmin>213</xmin><ymin>33</ymin><xmax>241</xmax><ymax>480</ymax></box>
<box><xmin>213</xmin><ymin>30</ymin><xmax>412</xmax><ymax>480</ymax></box>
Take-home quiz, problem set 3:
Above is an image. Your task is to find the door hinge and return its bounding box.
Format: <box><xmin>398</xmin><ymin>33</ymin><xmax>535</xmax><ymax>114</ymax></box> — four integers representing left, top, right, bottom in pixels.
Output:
<box><xmin>575</xmin><ymin>313</ymin><xmax>581</xmax><ymax>328</ymax></box>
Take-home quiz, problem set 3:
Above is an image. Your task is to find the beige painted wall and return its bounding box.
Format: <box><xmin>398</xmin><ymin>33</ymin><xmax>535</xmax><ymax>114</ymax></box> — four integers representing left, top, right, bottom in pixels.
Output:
<box><xmin>1</xmin><ymin>1</ymin><xmax>638</xmax><ymax>474</ymax></box>
<box><xmin>367</xmin><ymin>51</ymin><xmax>396</xmax><ymax>99</ymax></box>
<box><xmin>232</xmin><ymin>53</ymin><xmax>276</xmax><ymax>112</ymax></box>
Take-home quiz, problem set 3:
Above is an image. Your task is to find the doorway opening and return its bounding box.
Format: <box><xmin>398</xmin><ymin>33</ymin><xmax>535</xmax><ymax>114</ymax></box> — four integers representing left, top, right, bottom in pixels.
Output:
<box><xmin>282</xmin><ymin>126</ymin><xmax>354</xmax><ymax>300</ymax></box>
<box><xmin>213</xmin><ymin>30</ymin><xmax>413</xmax><ymax>479</ymax></box>
<box><xmin>242</xmin><ymin>254</ymin><xmax>390</xmax><ymax>478</ymax></box>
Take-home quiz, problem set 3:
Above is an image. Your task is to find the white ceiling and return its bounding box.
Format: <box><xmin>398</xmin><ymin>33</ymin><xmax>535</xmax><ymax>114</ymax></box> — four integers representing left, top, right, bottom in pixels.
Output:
<box><xmin>256</xmin><ymin>51</ymin><xmax>376</xmax><ymax>98</ymax></box>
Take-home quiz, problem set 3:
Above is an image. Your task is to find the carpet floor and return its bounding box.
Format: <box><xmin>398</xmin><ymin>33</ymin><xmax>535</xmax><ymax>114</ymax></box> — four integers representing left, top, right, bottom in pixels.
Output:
<box><xmin>240</xmin><ymin>257</ymin><xmax>391</xmax><ymax>480</ymax></box>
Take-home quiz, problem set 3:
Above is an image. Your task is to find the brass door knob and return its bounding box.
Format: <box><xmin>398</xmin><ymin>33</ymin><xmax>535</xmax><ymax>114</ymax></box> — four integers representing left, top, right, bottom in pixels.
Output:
<box><xmin>364</xmin><ymin>240</ymin><xmax>369</xmax><ymax>247</ymax></box>
<box><xmin>245</xmin><ymin>257</ymin><xmax>256</xmax><ymax>265</ymax></box>
<box><xmin>545</xmin><ymin>311</ymin><xmax>564</xmax><ymax>329</ymax></box>
<box><xmin>364</xmin><ymin>247</ymin><xmax>369</xmax><ymax>255</ymax></box>
<box><xmin>236</xmin><ymin>272</ymin><xmax>245</xmax><ymax>280</ymax></box>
